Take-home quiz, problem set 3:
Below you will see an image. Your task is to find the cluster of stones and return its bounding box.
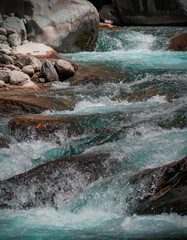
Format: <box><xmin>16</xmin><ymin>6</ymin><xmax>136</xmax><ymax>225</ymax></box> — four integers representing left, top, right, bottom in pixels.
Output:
<box><xmin>0</xmin><ymin>14</ymin><xmax>76</xmax><ymax>89</ymax></box>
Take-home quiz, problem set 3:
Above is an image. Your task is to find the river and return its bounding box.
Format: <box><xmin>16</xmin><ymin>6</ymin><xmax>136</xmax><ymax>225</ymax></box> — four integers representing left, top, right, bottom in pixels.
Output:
<box><xmin>0</xmin><ymin>26</ymin><xmax>187</xmax><ymax>239</ymax></box>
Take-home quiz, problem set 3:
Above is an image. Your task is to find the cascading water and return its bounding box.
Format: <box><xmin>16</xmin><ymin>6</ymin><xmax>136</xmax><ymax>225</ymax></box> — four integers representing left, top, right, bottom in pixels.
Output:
<box><xmin>0</xmin><ymin>26</ymin><xmax>187</xmax><ymax>239</ymax></box>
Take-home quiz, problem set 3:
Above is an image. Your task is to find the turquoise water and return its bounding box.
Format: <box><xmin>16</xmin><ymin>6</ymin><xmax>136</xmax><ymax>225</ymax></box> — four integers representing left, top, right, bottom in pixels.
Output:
<box><xmin>0</xmin><ymin>27</ymin><xmax>187</xmax><ymax>239</ymax></box>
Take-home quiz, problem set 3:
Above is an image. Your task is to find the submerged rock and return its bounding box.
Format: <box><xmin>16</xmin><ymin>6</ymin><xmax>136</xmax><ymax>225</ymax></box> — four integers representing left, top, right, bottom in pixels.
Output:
<box><xmin>0</xmin><ymin>153</ymin><xmax>116</xmax><ymax>209</ymax></box>
<box><xmin>130</xmin><ymin>157</ymin><xmax>187</xmax><ymax>215</ymax></box>
<box><xmin>168</xmin><ymin>33</ymin><xmax>187</xmax><ymax>51</ymax></box>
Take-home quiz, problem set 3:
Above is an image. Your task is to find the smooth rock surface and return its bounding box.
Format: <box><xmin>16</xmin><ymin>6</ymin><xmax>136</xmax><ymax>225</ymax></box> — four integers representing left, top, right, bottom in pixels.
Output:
<box><xmin>55</xmin><ymin>59</ymin><xmax>75</xmax><ymax>81</ymax></box>
<box><xmin>0</xmin><ymin>80</ymin><xmax>6</xmax><ymax>87</ymax></box>
<box><xmin>0</xmin><ymin>35</ymin><xmax>8</xmax><ymax>44</ymax></box>
<box><xmin>9</xmin><ymin>70</ymin><xmax>30</xmax><ymax>85</ymax></box>
<box><xmin>22</xmin><ymin>65</ymin><xmax>34</xmax><ymax>76</ymax></box>
<box><xmin>0</xmin><ymin>54</ymin><xmax>14</xmax><ymax>64</ymax></box>
<box><xmin>41</xmin><ymin>60</ymin><xmax>59</xmax><ymax>82</ymax></box>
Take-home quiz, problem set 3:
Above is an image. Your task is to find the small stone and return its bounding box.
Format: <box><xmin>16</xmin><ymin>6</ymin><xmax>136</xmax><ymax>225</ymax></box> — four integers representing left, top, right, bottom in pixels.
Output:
<box><xmin>25</xmin><ymin>56</ymin><xmax>42</xmax><ymax>71</ymax></box>
<box><xmin>9</xmin><ymin>70</ymin><xmax>30</xmax><ymax>85</ymax></box>
<box><xmin>41</xmin><ymin>60</ymin><xmax>59</xmax><ymax>82</ymax></box>
<box><xmin>0</xmin><ymin>80</ymin><xmax>7</xmax><ymax>88</ymax></box>
<box><xmin>0</xmin><ymin>43</ymin><xmax>12</xmax><ymax>55</ymax></box>
<box><xmin>31</xmin><ymin>74</ymin><xmax>38</xmax><ymax>82</ymax></box>
<box><xmin>22</xmin><ymin>65</ymin><xmax>34</xmax><ymax>76</ymax></box>
<box><xmin>6</xmin><ymin>64</ymin><xmax>20</xmax><ymax>71</ymax></box>
<box><xmin>21</xmin><ymin>80</ymin><xmax>40</xmax><ymax>90</ymax></box>
<box><xmin>22</xmin><ymin>40</ymin><xmax>29</xmax><ymax>45</ymax></box>
<box><xmin>8</xmin><ymin>33</ymin><xmax>22</xmax><ymax>47</ymax></box>
<box><xmin>14</xmin><ymin>62</ymin><xmax>23</xmax><ymax>69</ymax></box>
<box><xmin>37</xmin><ymin>78</ymin><xmax>45</xmax><ymax>83</ymax></box>
<box><xmin>0</xmin><ymin>28</ymin><xmax>7</xmax><ymax>36</ymax></box>
<box><xmin>0</xmin><ymin>35</ymin><xmax>8</xmax><ymax>44</ymax></box>
<box><xmin>0</xmin><ymin>54</ymin><xmax>14</xmax><ymax>64</ymax></box>
<box><xmin>0</xmin><ymin>68</ymin><xmax>11</xmax><ymax>83</ymax></box>
<box><xmin>55</xmin><ymin>59</ymin><xmax>75</xmax><ymax>81</ymax></box>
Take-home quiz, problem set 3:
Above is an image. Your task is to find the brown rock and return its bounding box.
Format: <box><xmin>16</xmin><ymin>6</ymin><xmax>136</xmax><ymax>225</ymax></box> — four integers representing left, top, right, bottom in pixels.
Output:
<box><xmin>168</xmin><ymin>33</ymin><xmax>187</xmax><ymax>51</ymax></box>
<box><xmin>55</xmin><ymin>59</ymin><xmax>75</xmax><ymax>81</ymax></box>
<box><xmin>0</xmin><ymin>68</ymin><xmax>11</xmax><ymax>83</ymax></box>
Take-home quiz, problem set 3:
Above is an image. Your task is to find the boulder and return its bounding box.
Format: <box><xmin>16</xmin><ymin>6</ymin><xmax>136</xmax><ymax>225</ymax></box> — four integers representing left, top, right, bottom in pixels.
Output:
<box><xmin>0</xmin><ymin>28</ymin><xmax>7</xmax><ymax>36</ymax></box>
<box><xmin>0</xmin><ymin>153</ymin><xmax>114</xmax><ymax>209</ymax></box>
<box><xmin>25</xmin><ymin>55</ymin><xmax>42</xmax><ymax>71</ymax></box>
<box><xmin>168</xmin><ymin>33</ymin><xmax>187</xmax><ymax>51</ymax></box>
<box><xmin>41</xmin><ymin>60</ymin><xmax>59</xmax><ymax>82</ymax></box>
<box><xmin>130</xmin><ymin>157</ymin><xmax>187</xmax><ymax>215</ymax></box>
<box><xmin>113</xmin><ymin>0</ymin><xmax>187</xmax><ymax>25</ymax></box>
<box><xmin>9</xmin><ymin>70</ymin><xmax>30</xmax><ymax>85</ymax></box>
<box><xmin>0</xmin><ymin>0</ymin><xmax>99</xmax><ymax>53</ymax></box>
<box><xmin>0</xmin><ymin>35</ymin><xmax>8</xmax><ymax>44</ymax></box>
<box><xmin>22</xmin><ymin>65</ymin><xmax>34</xmax><ymax>76</ymax></box>
<box><xmin>2</xmin><ymin>16</ymin><xmax>27</xmax><ymax>41</ymax></box>
<box><xmin>55</xmin><ymin>59</ymin><xmax>75</xmax><ymax>81</ymax></box>
<box><xmin>8</xmin><ymin>33</ymin><xmax>22</xmax><ymax>47</ymax></box>
<box><xmin>0</xmin><ymin>68</ymin><xmax>11</xmax><ymax>83</ymax></box>
<box><xmin>0</xmin><ymin>54</ymin><xmax>14</xmax><ymax>64</ymax></box>
<box><xmin>99</xmin><ymin>5</ymin><xmax>120</xmax><ymax>25</ymax></box>
<box><xmin>0</xmin><ymin>80</ymin><xmax>6</xmax><ymax>88</ymax></box>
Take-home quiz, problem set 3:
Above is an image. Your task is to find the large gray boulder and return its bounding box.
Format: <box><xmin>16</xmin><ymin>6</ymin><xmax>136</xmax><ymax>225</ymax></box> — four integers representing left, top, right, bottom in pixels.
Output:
<box><xmin>0</xmin><ymin>0</ymin><xmax>99</xmax><ymax>53</ymax></box>
<box><xmin>113</xmin><ymin>0</ymin><xmax>187</xmax><ymax>25</ymax></box>
<box><xmin>2</xmin><ymin>16</ymin><xmax>27</xmax><ymax>41</ymax></box>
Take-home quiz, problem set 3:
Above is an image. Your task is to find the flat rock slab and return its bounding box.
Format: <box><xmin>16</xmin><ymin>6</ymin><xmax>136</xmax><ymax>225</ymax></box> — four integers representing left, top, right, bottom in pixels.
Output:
<box><xmin>13</xmin><ymin>42</ymin><xmax>57</xmax><ymax>57</ymax></box>
<box><xmin>0</xmin><ymin>88</ymin><xmax>75</xmax><ymax>115</ymax></box>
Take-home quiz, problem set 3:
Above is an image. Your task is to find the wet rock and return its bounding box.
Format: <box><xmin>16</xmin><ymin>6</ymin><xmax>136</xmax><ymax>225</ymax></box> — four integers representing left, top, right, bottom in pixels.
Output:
<box><xmin>113</xmin><ymin>0</ymin><xmax>187</xmax><ymax>25</ymax></box>
<box><xmin>0</xmin><ymin>54</ymin><xmax>14</xmax><ymax>64</ymax></box>
<box><xmin>0</xmin><ymin>88</ymin><xmax>74</xmax><ymax>114</ymax></box>
<box><xmin>25</xmin><ymin>55</ymin><xmax>42</xmax><ymax>71</ymax></box>
<box><xmin>9</xmin><ymin>70</ymin><xmax>30</xmax><ymax>85</ymax></box>
<box><xmin>41</xmin><ymin>60</ymin><xmax>59</xmax><ymax>82</ymax></box>
<box><xmin>0</xmin><ymin>28</ymin><xmax>7</xmax><ymax>36</ymax></box>
<box><xmin>0</xmin><ymin>35</ymin><xmax>8</xmax><ymax>44</ymax></box>
<box><xmin>0</xmin><ymin>80</ymin><xmax>6</xmax><ymax>88</ymax></box>
<box><xmin>22</xmin><ymin>65</ymin><xmax>34</xmax><ymax>76</ymax></box>
<box><xmin>130</xmin><ymin>157</ymin><xmax>187</xmax><ymax>215</ymax></box>
<box><xmin>168</xmin><ymin>33</ymin><xmax>187</xmax><ymax>51</ymax></box>
<box><xmin>179</xmin><ymin>0</ymin><xmax>187</xmax><ymax>14</ymax></box>
<box><xmin>55</xmin><ymin>59</ymin><xmax>75</xmax><ymax>81</ymax></box>
<box><xmin>0</xmin><ymin>153</ymin><xmax>116</xmax><ymax>209</ymax></box>
<box><xmin>3</xmin><ymin>16</ymin><xmax>27</xmax><ymax>41</ymax></box>
<box><xmin>8</xmin><ymin>33</ymin><xmax>21</xmax><ymax>47</ymax></box>
<box><xmin>31</xmin><ymin>74</ymin><xmax>38</xmax><ymax>82</ymax></box>
<box><xmin>0</xmin><ymin>0</ymin><xmax>99</xmax><ymax>53</ymax></box>
<box><xmin>99</xmin><ymin>5</ymin><xmax>120</xmax><ymax>25</ymax></box>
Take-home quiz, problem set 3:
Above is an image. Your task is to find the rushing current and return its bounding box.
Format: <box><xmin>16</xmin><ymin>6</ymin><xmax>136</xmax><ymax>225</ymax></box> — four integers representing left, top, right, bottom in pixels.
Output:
<box><xmin>0</xmin><ymin>27</ymin><xmax>187</xmax><ymax>239</ymax></box>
